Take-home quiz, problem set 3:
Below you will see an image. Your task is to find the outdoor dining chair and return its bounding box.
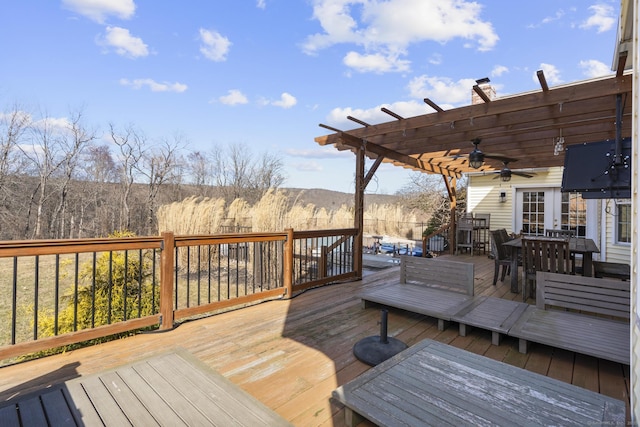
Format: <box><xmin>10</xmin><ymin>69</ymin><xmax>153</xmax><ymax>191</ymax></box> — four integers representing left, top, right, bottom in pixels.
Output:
<box><xmin>456</xmin><ymin>215</ymin><xmax>475</xmax><ymax>255</ymax></box>
<box><xmin>490</xmin><ymin>228</ymin><xmax>515</xmax><ymax>286</ymax></box>
<box><xmin>521</xmin><ymin>236</ymin><xmax>572</xmax><ymax>301</ymax></box>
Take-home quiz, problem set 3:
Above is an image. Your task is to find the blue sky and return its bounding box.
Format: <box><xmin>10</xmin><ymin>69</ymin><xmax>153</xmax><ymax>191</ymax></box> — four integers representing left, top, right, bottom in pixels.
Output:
<box><xmin>0</xmin><ymin>0</ymin><xmax>621</xmax><ymax>194</ymax></box>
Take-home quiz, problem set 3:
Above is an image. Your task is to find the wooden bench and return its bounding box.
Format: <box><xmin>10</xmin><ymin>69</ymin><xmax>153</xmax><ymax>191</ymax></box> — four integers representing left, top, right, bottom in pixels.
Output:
<box><xmin>593</xmin><ymin>260</ymin><xmax>631</xmax><ymax>280</ymax></box>
<box><xmin>332</xmin><ymin>339</ymin><xmax>625</xmax><ymax>426</ymax></box>
<box><xmin>360</xmin><ymin>256</ymin><xmax>474</xmax><ymax>331</ymax></box>
<box><xmin>509</xmin><ymin>271</ymin><xmax>630</xmax><ymax>365</ymax></box>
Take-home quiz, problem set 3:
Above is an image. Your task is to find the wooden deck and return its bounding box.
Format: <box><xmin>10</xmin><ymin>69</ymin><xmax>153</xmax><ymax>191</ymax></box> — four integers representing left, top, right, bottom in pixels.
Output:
<box><xmin>0</xmin><ymin>253</ymin><xmax>631</xmax><ymax>426</ymax></box>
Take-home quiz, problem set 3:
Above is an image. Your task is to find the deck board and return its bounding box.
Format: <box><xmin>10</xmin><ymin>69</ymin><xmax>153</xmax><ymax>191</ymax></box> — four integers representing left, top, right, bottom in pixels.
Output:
<box><xmin>0</xmin><ymin>253</ymin><xmax>630</xmax><ymax>426</ymax></box>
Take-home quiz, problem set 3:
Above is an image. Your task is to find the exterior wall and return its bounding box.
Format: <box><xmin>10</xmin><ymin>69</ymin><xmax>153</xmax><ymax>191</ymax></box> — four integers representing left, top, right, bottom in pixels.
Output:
<box><xmin>467</xmin><ymin>167</ymin><xmax>561</xmax><ymax>234</ymax></box>
<box><xmin>468</xmin><ymin>166</ymin><xmax>630</xmax><ymax>264</ymax></box>
<box><xmin>603</xmin><ymin>199</ymin><xmax>632</xmax><ymax>263</ymax></box>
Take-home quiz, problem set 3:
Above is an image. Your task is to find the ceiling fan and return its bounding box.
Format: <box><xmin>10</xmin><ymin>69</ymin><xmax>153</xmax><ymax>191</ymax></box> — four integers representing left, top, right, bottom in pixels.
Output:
<box><xmin>458</xmin><ymin>138</ymin><xmax>514</xmax><ymax>169</ymax></box>
<box><xmin>454</xmin><ymin>138</ymin><xmax>534</xmax><ymax>181</ymax></box>
<box><xmin>492</xmin><ymin>159</ymin><xmax>535</xmax><ymax>182</ymax></box>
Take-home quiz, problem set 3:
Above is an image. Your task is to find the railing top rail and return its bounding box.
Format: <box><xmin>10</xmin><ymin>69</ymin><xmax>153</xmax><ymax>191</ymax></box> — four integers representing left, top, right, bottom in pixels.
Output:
<box><xmin>0</xmin><ymin>237</ymin><xmax>164</xmax><ymax>257</ymax></box>
<box><xmin>292</xmin><ymin>228</ymin><xmax>357</xmax><ymax>239</ymax></box>
<box><xmin>174</xmin><ymin>232</ymin><xmax>288</xmax><ymax>247</ymax></box>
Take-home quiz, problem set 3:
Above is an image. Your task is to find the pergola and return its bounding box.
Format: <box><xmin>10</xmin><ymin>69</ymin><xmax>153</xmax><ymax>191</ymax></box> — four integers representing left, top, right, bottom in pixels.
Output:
<box><xmin>314</xmin><ymin>3</ymin><xmax>634</xmax><ymax>277</ymax></box>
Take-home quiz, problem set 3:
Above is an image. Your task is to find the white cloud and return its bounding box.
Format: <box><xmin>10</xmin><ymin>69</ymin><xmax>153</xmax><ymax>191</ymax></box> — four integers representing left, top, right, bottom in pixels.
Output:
<box><xmin>527</xmin><ymin>9</ymin><xmax>565</xmax><ymax>29</ymax></box>
<box><xmin>256</xmin><ymin>0</ymin><xmax>266</xmax><ymax>9</ymax></box>
<box><xmin>286</xmin><ymin>148</ymin><xmax>350</xmax><ymax>159</ymax></box>
<box><xmin>491</xmin><ymin>65</ymin><xmax>509</xmax><ymax>77</ymax></box>
<box><xmin>199</xmin><ymin>28</ymin><xmax>231</xmax><ymax>61</ymax></box>
<box><xmin>407</xmin><ymin>75</ymin><xmax>477</xmax><ymax>105</ymax></box>
<box><xmin>343</xmin><ymin>51</ymin><xmax>410</xmax><ymax>73</ymax></box>
<box><xmin>326</xmin><ymin>100</ymin><xmax>431</xmax><ymax>129</ymax></box>
<box><xmin>271</xmin><ymin>93</ymin><xmax>298</xmax><ymax>109</ymax></box>
<box><xmin>99</xmin><ymin>26</ymin><xmax>149</xmax><ymax>58</ymax></box>
<box><xmin>579</xmin><ymin>59</ymin><xmax>612</xmax><ymax>78</ymax></box>
<box><xmin>535</xmin><ymin>63</ymin><xmax>562</xmax><ymax>85</ymax></box>
<box><xmin>303</xmin><ymin>0</ymin><xmax>498</xmax><ymax>73</ymax></box>
<box><xmin>62</xmin><ymin>0</ymin><xmax>136</xmax><ymax>23</ymax></box>
<box><xmin>119</xmin><ymin>78</ymin><xmax>187</xmax><ymax>92</ymax></box>
<box><xmin>218</xmin><ymin>89</ymin><xmax>249</xmax><ymax>106</ymax></box>
<box><xmin>292</xmin><ymin>161</ymin><xmax>323</xmax><ymax>172</ymax></box>
<box><xmin>428</xmin><ymin>53</ymin><xmax>443</xmax><ymax>65</ymax></box>
<box><xmin>580</xmin><ymin>4</ymin><xmax>615</xmax><ymax>33</ymax></box>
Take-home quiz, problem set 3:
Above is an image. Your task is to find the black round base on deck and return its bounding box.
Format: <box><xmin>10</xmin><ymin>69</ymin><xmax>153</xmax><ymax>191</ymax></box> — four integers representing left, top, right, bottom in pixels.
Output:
<box><xmin>353</xmin><ymin>336</ymin><xmax>408</xmax><ymax>366</ymax></box>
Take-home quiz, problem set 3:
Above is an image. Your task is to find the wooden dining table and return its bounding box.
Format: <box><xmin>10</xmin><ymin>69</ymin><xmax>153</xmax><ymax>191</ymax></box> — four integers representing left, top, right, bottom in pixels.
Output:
<box><xmin>502</xmin><ymin>237</ymin><xmax>600</xmax><ymax>294</ymax></box>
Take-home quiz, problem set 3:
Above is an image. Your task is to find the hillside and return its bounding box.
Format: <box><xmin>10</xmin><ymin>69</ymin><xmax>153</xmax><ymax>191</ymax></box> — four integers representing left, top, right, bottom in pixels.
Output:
<box><xmin>282</xmin><ymin>188</ymin><xmax>402</xmax><ymax>211</ymax></box>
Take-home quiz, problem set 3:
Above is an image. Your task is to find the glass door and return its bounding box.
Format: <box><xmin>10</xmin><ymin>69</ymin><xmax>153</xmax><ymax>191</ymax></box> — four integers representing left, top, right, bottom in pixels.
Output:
<box><xmin>515</xmin><ymin>188</ymin><xmax>587</xmax><ymax>237</ymax></box>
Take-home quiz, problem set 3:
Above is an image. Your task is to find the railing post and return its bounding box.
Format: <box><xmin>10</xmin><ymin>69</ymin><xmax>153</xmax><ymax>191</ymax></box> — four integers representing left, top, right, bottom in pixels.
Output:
<box><xmin>160</xmin><ymin>231</ymin><xmax>175</xmax><ymax>330</ymax></box>
<box><xmin>283</xmin><ymin>228</ymin><xmax>294</xmax><ymax>298</ymax></box>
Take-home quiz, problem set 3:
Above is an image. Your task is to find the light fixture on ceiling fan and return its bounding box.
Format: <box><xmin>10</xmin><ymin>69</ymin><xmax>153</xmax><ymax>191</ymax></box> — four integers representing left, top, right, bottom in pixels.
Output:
<box><xmin>462</xmin><ymin>138</ymin><xmax>514</xmax><ymax>169</ymax></box>
<box><xmin>492</xmin><ymin>159</ymin><xmax>535</xmax><ymax>182</ymax></box>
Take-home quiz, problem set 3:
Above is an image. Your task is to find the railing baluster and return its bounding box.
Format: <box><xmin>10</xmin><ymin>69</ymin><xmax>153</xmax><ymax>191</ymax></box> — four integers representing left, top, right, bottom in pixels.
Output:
<box><xmin>197</xmin><ymin>245</ymin><xmax>202</xmax><ymax>306</ymax></box>
<box><xmin>54</xmin><ymin>254</ymin><xmax>60</xmax><ymax>336</ymax></box>
<box><xmin>108</xmin><ymin>251</ymin><xmax>113</xmax><ymax>325</ymax></box>
<box><xmin>11</xmin><ymin>257</ymin><xmax>17</xmax><ymax>345</ymax></box>
<box><xmin>33</xmin><ymin>255</ymin><xmax>39</xmax><ymax>341</ymax></box>
<box><xmin>138</xmin><ymin>248</ymin><xmax>143</xmax><ymax>317</ymax></box>
<box><xmin>152</xmin><ymin>248</ymin><xmax>157</xmax><ymax>311</ymax></box>
<box><xmin>123</xmin><ymin>250</ymin><xmax>128</xmax><ymax>321</ymax></box>
<box><xmin>92</xmin><ymin>252</ymin><xmax>97</xmax><ymax>328</ymax></box>
<box><xmin>74</xmin><ymin>253</ymin><xmax>79</xmax><ymax>331</ymax></box>
<box><xmin>207</xmin><ymin>245</ymin><xmax>212</xmax><ymax>303</ymax></box>
<box><xmin>186</xmin><ymin>246</ymin><xmax>190</xmax><ymax>308</ymax></box>
<box><xmin>174</xmin><ymin>245</ymin><xmax>178</xmax><ymax>310</ymax></box>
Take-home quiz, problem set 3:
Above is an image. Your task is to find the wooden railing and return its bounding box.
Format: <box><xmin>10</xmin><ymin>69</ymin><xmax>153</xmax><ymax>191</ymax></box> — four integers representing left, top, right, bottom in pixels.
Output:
<box><xmin>0</xmin><ymin>228</ymin><xmax>357</xmax><ymax>362</ymax></box>
<box><xmin>421</xmin><ymin>224</ymin><xmax>451</xmax><ymax>255</ymax></box>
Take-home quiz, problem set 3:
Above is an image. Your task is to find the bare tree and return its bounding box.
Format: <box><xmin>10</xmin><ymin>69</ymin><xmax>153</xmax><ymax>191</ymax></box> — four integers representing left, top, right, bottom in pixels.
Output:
<box><xmin>49</xmin><ymin>110</ymin><xmax>97</xmax><ymax>238</ymax></box>
<box><xmin>398</xmin><ymin>172</ymin><xmax>467</xmax><ymax>234</ymax></box>
<box><xmin>110</xmin><ymin>123</ymin><xmax>144</xmax><ymax>232</ymax></box>
<box><xmin>20</xmin><ymin>113</ymin><xmax>68</xmax><ymax>239</ymax></box>
<box><xmin>210</xmin><ymin>143</ymin><xmax>285</xmax><ymax>204</ymax></box>
<box><xmin>136</xmin><ymin>134</ymin><xmax>184</xmax><ymax>235</ymax></box>
<box><xmin>186</xmin><ymin>151</ymin><xmax>211</xmax><ymax>192</ymax></box>
<box><xmin>0</xmin><ymin>105</ymin><xmax>31</xmax><ymax>237</ymax></box>
<box><xmin>80</xmin><ymin>144</ymin><xmax>118</xmax><ymax>237</ymax></box>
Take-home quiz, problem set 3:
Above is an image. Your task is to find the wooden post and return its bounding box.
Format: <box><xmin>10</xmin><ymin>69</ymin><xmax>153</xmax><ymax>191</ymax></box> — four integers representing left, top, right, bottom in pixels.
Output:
<box><xmin>443</xmin><ymin>175</ymin><xmax>457</xmax><ymax>255</ymax></box>
<box><xmin>159</xmin><ymin>231</ymin><xmax>175</xmax><ymax>330</ymax></box>
<box><xmin>354</xmin><ymin>148</ymin><xmax>365</xmax><ymax>277</ymax></box>
<box><xmin>283</xmin><ymin>228</ymin><xmax>294</xmax><ymax>298</ymax></box>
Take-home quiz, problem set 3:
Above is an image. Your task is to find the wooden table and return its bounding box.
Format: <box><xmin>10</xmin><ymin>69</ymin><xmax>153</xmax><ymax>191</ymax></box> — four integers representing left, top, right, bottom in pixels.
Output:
<box><xmin>502</xmin><ymin>237</ymin><xmax>600</xmax><ymax>293</ymax></box>
<box><xmin>332</xmin><ymin>339</ymin><xmax>625</xmax><ymax>426</ymax></box>
<box><xmin>0</xmin><ymin>350</ymin><xmax>292</xmax><ymax>426</ymax></box>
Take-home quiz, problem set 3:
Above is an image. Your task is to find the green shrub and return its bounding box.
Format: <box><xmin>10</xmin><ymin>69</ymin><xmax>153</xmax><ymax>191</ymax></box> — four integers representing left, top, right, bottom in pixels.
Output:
<box><xmin>32</xmin><ymin>231</ymin><xmax>159</xmax><ymax>357</ymax></box>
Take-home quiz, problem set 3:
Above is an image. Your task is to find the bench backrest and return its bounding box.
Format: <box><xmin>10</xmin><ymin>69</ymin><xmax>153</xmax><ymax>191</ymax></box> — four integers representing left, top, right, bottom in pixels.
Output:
<box><xmin>536</xmin><ymin>271</ymin><xmax>630</xmax><ymax>319</ymax></box>
<box><xmin>400</xmin><ymin>256</ymin><xmax>474</xmax><ymax>296</ymax></box>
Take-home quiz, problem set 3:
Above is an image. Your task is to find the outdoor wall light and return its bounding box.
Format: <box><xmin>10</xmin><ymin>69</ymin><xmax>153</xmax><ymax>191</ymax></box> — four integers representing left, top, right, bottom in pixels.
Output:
<box><xmin>499</xmin><ymin>191</ymin><xmax>507</xmax><ymax>203</ymax></box>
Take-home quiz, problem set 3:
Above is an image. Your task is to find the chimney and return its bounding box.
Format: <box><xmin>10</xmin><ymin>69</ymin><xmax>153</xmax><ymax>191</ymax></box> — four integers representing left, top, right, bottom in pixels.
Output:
<box><xmin>471</xmin><ymin>77</ymin><xmax>496</xmax><ymax>104</ymax></box>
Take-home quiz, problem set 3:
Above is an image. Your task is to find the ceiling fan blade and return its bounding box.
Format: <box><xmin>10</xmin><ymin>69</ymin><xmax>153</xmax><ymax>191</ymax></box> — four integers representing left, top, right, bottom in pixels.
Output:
<box><xmin>513</xmin><ymin>171</ymin><xmax>535</xmax><ymax>178</ymax></box>
<box><xmin>484</xmin><ymin>154</ymin><xmax>519</xmax><ymax>163</ymax></box>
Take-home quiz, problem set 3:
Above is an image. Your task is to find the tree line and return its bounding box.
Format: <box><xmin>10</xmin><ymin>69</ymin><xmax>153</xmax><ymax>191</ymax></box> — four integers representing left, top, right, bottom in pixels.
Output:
<box><xmin>0</xmin><ymin>105</ymin><xmax>285</xmax><ymax>240</ymax></box>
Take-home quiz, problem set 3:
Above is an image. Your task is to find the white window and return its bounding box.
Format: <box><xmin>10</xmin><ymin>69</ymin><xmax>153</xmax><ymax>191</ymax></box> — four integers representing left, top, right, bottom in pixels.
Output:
<box><xmin>615</xmin><ymin>200</ymin><xmax>631</xmax><ymax>244</ymax></box>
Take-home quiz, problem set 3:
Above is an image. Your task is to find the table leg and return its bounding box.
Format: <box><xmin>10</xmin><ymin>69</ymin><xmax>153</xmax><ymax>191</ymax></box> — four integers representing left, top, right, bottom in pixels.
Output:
<box><xmin>582</xmin><ymin>253</ymin><xmax>593</xmax><ymax>277</ymax></box>
<box><xmin>510</xmin><ymin>249</ymin><xmax>519</xmax><ymax>293</ymax></box>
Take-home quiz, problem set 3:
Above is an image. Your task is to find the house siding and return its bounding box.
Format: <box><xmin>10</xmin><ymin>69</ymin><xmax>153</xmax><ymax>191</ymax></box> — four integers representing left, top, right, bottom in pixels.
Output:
<box><xmin>467</xmin><ymin>168</ymin><xmax>561</xmax><ymax>234</ymax></box>
<box><xmin>603</xmin><ymin>199</ymin><xmax>632</xmax><ymax>263</ymax></box>
<box><xmin>468</xmin><ymin>167</ymin><xmax>630</xmax><ymax>266</ymax></box>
